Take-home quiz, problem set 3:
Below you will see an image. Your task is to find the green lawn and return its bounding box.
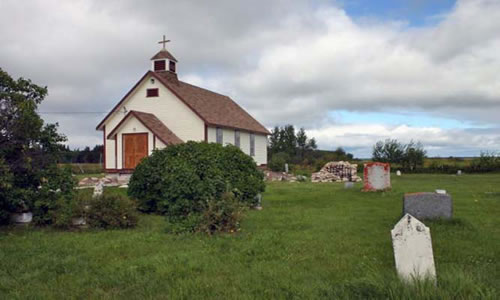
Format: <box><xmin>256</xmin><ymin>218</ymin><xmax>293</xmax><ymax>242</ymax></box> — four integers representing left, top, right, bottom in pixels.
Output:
<box><xmin>1</xmin><ymin>174</ymin><xmax>499</xmax><ymax>299</ymax></box>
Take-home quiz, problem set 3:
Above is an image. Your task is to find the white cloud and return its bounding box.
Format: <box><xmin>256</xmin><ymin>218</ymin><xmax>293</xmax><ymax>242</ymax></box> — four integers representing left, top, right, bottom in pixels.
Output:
<box><xmin>1</xmin><ymin>0</ymin><xmax>499</xmax><ymax>156</ymax></box>
<box><xmin>308</xmin><ymin>123</ymin><xmax>500</xmax><ymax>157</ymax></box>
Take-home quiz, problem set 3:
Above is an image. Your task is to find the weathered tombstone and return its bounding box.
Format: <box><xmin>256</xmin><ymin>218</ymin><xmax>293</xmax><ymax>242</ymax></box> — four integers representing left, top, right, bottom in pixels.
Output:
<box><xmin>10</xmin><ymin>212</ymin><xmax>33</xmax><ymax>224</ymax></box>
<box><xmin>254</xmin><ymin>193</ymin><xmax>263</xmax><ymax>210</ymax></box>
<box><xmin>391</xmin><ymin>214</ymin><xmax>436</xmax><ymax>281</ymax></box>
<box><xmin>396</xmin><ymin>170</ymin><xmax>402</xmax><ymax>176</ymax></box>
<box><xmin>363</xmin><ymin>162</ymin><xmax>391</xmax><ymax>191</ymax></box>
<box><xmin>344</xmin><ymin>182</ymin><xmax>354</xmax><ymax>189</ymax></box>
<box><xmin>93</xmin><ymin>182</ymin><xmax>104</xmax><ymax>198</ymax></box>
<box><xmin>284</xmin><ymin>163</ymin><xmax>289</xmax><ymax>174</ymax></box>
<box><xmin>435</xmin><ymin>189</ymin><xmax>446</xmax><ymax>194</ymax></box>
<box><xmin>457</xmin><ymin>170</ymin><xmax>462</xmax><ymax>176</ymax></box>
<box><xmin>72</xmin><ymin>217</ymin><xmax>86</xmax><ymax>226</ymax></box>
<box><xmin>403</xmin><ymin>192</ymin><xmax>452</xmax><ymax>220</ymax></box>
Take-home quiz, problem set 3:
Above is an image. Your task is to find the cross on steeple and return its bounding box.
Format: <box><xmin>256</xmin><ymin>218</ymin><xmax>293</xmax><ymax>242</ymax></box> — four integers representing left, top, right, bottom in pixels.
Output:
<box><xmin>158</xmin><ymin>35</ymin><xmax>170</xmax><ymax>50</ymax></box>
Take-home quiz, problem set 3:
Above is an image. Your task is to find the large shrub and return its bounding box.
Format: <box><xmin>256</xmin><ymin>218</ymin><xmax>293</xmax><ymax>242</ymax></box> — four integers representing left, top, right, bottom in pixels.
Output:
<box><xmin>0</xmin><ymin>68</ymin><xmax>72</xmax><ymax>225</ymax></box>
<box><xmin>87</xmin><ymin>194</ymin><xmax>138</xmax><ymax>229</ymax></box>
<box><xmin>32</xmin><ymin>166</ymin><xmax>75</xmax><ymax>226</ymax></box>
<box><xmin>128</xmin><ymin>142</ymin><xmax>265</xmax><ymax>216</ymax></box>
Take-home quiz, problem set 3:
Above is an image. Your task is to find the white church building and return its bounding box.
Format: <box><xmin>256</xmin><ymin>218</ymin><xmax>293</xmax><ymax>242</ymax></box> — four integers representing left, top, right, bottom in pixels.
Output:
<box><xmin>96</xmin><ymin>38</ymin><xmax>269</xmax><ymax>174</ymax></box>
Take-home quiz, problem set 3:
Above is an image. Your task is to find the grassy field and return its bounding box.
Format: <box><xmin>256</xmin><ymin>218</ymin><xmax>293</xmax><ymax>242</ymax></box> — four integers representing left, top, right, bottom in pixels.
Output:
<box><xmin>1</xmin><ymin>174</ymin><xmax>499</xmax><ymax>299</ymax></box>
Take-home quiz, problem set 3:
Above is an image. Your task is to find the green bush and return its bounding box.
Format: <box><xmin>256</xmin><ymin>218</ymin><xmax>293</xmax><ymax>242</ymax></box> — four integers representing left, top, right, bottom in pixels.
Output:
<box><xmin>87</xmin><ymin>194</ymin><xmax>138</xmax><ymax>229</ymax></box>
<box><xmin>199</xmin><ymin>192</ymin><xmax>246</xmax><ymax>234</ymax></box>
<box><xmin>165</xmin><ymin>192</ymin><xmax>246</xmax><ymax>234</ymax></box>
<box><xmin>269</xmin><ymin>152</ymin><xmax>290</xmax><ymax>172</ymax></box>
<box><xmin>51</xmin><ymin>192</ymin><xmax>91</xmax><ymax>229</ymax></box>
<box><xmin>32</xmin><ymin>166</ymin><xmax>75</xmax><ymax>226</ymax></box>
<box><xmin>128</xmin><ymin>142</ymin><xmax>265</xmax><ymax>216</ymax></box>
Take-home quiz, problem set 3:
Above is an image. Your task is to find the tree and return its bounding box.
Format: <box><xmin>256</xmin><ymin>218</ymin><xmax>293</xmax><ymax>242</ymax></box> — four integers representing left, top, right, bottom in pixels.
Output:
<box><xmin>0</xmin><ymin>68</ymin><xmax>72</xmax><ymax>224</ymax></box>
<box><xmin>372</xmin><ymin>139</ymin><xmax>404</xmax><ymax>164</ymax></box>
<box><xmin>308</xmin><ymin>137</ymin><xmax>317</xmax><ymax>150</ymax></box>
<box><xmin>296</xmin><ymin>127</ymin><xmax>308</xmax><ymax>158</ymax></box>
<box><xmin>282</xmin><ymin>125</ymin><xmax>297</xmax><ymax>156</ymax></box>
<box><xmin>372</xmin><ymin>139</ymin><xmax>426</xmax><ymax>171</ymax></box>
<box><xmin>402</xmin><ymin>141</ymin><xmax>426</xmax><ymax>170</ymax></box>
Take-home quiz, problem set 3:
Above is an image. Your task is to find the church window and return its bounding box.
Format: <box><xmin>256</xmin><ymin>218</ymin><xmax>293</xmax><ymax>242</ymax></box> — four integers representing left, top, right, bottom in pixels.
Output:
<box><xmin>154</xmin><ymin>60</ymin><xmax>166</xmax><ymax>71</ymax></box>
<box><xmin>146</xmin><ymin>88</ymin><xmax>159</xmax><ymax>97</ymax></box>
<box><xmin>235</xmin><ymin>130</ymin><xmax>240</xmax><ymax>148</ymax></box>
<box><xmin>216</xmin><ymin>128</ymin><xmax>223</xmax><ymax>144</ymax></box>
<box><xmin>169</xmin><ymin>61</ymin><xmax>176</xmax><ymax>72</ymax></box>
<box><xmin>250</xmin><ymin>133</ymin><xmax>255</xmax><ymax>156</ymax></box>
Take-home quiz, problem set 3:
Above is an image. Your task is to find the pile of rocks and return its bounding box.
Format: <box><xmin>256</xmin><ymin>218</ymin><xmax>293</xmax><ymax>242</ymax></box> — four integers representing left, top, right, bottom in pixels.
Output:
<box><xmin>78</xmin><ymin>177</ymin><xmax>112</xmax><ymax>187</ymax></box>
<box><xmin>264</xmin><ymin>170</ymin><xmax>300</xmax><ymax>182</ymax></box>
<box><xmin>311</xmin><ymin>161</ymin><xmax>362</xmax><ymax>183</ymax></box>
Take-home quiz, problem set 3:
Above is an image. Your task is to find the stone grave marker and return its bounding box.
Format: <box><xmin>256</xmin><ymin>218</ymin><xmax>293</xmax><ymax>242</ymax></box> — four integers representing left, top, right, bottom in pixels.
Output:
<box><xmin>457</xmin><ymin>170</ymin><xmax>462</xmax><ymax>176</ymax></box>
<box><xmin>285</xmin><ymin>163</ymin><xmax>289</xmax><ymax>174</ymax></box>
<box><xmin>93</xmin><ymin>182</ymin><xmax>104</xmax><ymax>198</ymax></box>
<box><xmin>344</xmin><ymin>182</ymin><xmax>354</xmax><ymax>189</ymax></box>
<box><xmin>254</xmin><ymin>193</ymin><xmax>263</xmax><ymax>210</ymax></box>
<box><xmin>10</xmin><ymin>212</ymin><xmax>33</xmax><ymax>224</ymax></box>
<box><xmin>391</xmin><ymin>214</ymin><xmax>436</xmax><ymax>281</ymax></box>
<box><xmin>396</xmin><ymin>170</ymin><xmax>402</xmax><ymax>176</ymax></box>
<box><xmin>403</xmin><ymin>192</ymin><xmax>452</xmax><ymax>220</ymax></box>
<box><xmin>363</xmin><ymin>162</ymin><xmax>391</xmax><ymax>191</ymax></box>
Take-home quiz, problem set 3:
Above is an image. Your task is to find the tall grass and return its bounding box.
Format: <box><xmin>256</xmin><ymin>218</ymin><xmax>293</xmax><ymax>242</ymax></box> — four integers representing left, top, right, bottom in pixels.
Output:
<box><xmin>0</xmin><ymin>174</ymin><xmax>499</xmax><ymax>299</ymax></box>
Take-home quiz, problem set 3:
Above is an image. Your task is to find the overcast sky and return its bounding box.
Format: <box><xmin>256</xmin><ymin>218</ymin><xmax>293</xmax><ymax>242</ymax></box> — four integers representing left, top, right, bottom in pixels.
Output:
<box><xmin>1</xmin><ymin>0</ymin><xmax>499</xmax><ymax>157</ymax></box>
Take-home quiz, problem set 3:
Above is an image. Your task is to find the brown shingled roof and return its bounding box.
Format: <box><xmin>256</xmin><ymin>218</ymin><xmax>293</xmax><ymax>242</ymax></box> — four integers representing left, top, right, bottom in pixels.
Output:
<box><xmin>97</xmin><ymin>71</ymin><xmax>270</xmax><ymax>135</ymax></box>
<box><xmin>155</xmin><ymin>72</ymin><xmax>270</xmax><ymax>135</ymax></box>
<box><xmin>151</xmin><ymin>49</ymin><xmax>178</xmax><ymax>62</ymax></box>
<box><xmin>107</xmin><ymin>110</ymin><xmax>183</xmax><ymax>145</ymax></box>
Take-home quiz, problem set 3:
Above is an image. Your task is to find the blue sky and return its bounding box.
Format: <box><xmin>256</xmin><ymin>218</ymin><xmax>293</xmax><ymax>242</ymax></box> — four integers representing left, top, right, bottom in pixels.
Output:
<box><xmin>342</xmin><ymin>0</ymin><xmax>457</xmax><ymax>26</ymax></box>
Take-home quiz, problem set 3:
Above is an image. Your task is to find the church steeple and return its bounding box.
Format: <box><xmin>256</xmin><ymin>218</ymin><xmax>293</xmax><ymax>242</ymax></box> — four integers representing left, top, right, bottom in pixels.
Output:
<box><xmin>151</xmin><ymin>35</ymin><xmax>177</xmax><ymax>73</ymax></box>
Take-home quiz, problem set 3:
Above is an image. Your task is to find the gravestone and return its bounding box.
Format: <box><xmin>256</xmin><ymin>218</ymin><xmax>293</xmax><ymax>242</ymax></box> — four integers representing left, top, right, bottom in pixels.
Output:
<box><xmin>391</xmin><ymin>214</ymin><xmax>436</xmax><ymax>281</ymax></box>
<box><xmin>396</xmin><ymin>170</ymin><xmax>402</xmax><ymax>176</ymax></box>
<box><xmin>403</xmin><ymin>192</ymin><xmax>452</xmax><ymax>219</ymax></box>
<box><xmin>254</xmin><ymin>193</ymin><xmax>263</xmax><ymax>210</ymax></box>
<box><xmin>457</xmin><ymin>170</ymin><xmax>462</xmax><ymax>176</ymax></box>
<box><xmin>285</xmin><ymin>163</ymin><xmax>289</xmax><ymax>174</ymax></box>
<box><xmin>344</xmin><ymin>182</ymin><xmax>354</xmax><ymax>189</ymax></box>
<box><xmin>435</xmin><ymin>189</ymin><xmax>446</xmax><ymax>194</ymax></box>
<box><xmin>10</xmin><ymin>212</ymin><xmax>33</xmax><ymax>224</ymax></box>
<box><xmin>363</xmin><ymin>162</ymin><xmax>391</xmax><ymax>191</ymax></box>
<box><xmin>93</xmin><ymin>182</ymin><xmax>104</xmax><ymax>198</ymax></box>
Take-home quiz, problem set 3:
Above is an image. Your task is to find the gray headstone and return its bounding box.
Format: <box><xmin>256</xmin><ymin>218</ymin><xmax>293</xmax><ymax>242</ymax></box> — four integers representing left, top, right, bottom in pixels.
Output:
<box><xmin>285</xmin><ymin>163</ymin><xmax>289</xmax><ymax>174</ymax></box>
<box><xmin>396</xmin><ymin>170</ymin><xmax>402</xmax><ymax>176</ymax></box>
<box><xmin>344</xmin><ymin>182</ymin><xmax>354</xmax><ymax>189</ymax></box>
<box><xmin>391</xmin><ymin>214</ymin><xmax>436</xmax><ymax>281</ymax></box>
<box><xmin>457</xmin><ymin>170</ymin><xmax>462</xmax><ymax>176</ymax></box>
<box><xmin>403</xmin><ymin>192</ymin><xmax>452</xmax><ymax>220</ymax></box>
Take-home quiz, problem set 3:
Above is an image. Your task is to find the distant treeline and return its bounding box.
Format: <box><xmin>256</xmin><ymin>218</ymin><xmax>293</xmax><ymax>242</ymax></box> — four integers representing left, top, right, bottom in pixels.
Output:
<box><xmin>267</xmin><ymin>125</ymin><xmax>355</xmax><ymax>173</ymax></box>
<box><xmin>59</xmin><ymin>145</ymin><xmax>103</xmax><ymax>164</ymax></box>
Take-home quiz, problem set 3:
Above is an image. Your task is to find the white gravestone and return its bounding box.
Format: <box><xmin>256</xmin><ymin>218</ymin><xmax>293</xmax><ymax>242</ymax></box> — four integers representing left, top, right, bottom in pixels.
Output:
<box><xmin>93</xmin><ymin>182</ymin><xmax>104</xmax><ymax>198</ymax></box>
<box><xmin>391</xmin><ymin>214</ymin><xmax>436</xmax><ymax>282</ymax></box>
<box><xmin>363</xmin><ymin>162</ymin><xmax>391</xmax><ymax>191</ymax></box>
<box><xmin>457</xmin><ymin>170</ymin><xmax>462</xmax><ymax>176</ymax></box>
<box><xmin>285</xmin><ymin>163</ymin><xmax>289</xmax><ymax>174</ymax></box>
<box><xmin>396</xmin><ymin>170</ymin><xmax>402</xmax><ymax>176</ymax></box>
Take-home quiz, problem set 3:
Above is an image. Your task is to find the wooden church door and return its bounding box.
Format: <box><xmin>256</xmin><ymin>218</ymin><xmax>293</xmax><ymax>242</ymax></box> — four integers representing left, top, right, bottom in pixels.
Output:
<box><xmin>123</xmin><ymin>133</ymin><xmax>148</xmax><ymax>169</ymax></box>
